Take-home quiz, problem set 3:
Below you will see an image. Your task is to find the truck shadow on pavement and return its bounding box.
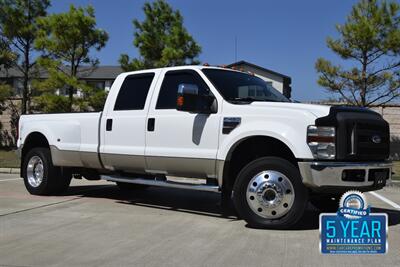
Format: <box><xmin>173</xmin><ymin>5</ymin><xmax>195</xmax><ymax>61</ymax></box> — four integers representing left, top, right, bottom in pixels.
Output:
<box><xmin>64</xmin><ymin>184</ymin><xmax>400</xmax><ymax>231</ymax></box>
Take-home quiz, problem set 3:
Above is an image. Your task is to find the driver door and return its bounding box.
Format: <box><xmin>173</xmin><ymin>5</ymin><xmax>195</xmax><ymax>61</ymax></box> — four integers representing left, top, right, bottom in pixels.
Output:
<box><xmin>145</xmin><ymin>69</ymin><xmax>221</xmax><ymax>178</ymax></box>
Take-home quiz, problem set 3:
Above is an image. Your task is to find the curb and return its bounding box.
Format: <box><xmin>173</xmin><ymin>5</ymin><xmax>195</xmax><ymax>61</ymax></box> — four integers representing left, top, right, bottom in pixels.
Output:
<box><xmin>0</xmin><ymin>168</ymin><xmax>20</xmax><ymax>174</ymax></box>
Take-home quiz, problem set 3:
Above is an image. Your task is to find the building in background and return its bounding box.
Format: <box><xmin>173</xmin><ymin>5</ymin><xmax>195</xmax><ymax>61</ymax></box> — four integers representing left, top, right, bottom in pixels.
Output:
<box><xmin>0</xmin><ymin>66</ymin><xmax>123</xmax><ymax>97</ymax></box>
<box><xmin>0</xmin><ymin>61</ymin><xmax>291</xmax><ymax>98</ymax></box>
<box><xmin>227</xmin><ymin>60</ymin><xmax>292</xmax><ymax>98</ymax></box>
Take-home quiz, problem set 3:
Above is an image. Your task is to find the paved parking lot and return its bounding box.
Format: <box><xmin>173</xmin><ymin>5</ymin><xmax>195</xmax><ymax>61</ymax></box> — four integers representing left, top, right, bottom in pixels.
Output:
<box><xmin>0</xmin><ymin>173</ymin><xmax>400</xmax><ymax>267</ymax></box>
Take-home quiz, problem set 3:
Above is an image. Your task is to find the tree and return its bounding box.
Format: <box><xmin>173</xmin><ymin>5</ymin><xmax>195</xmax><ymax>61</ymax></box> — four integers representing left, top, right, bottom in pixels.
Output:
<box><xmin>34</xmin><ymin>93</ymin><xmax>69</xmax><ymax>113</ymax></box>
<box><xmin>0</xmin><ymin>66</ymin><xmax>12</xmax><ymax>132</ymax></box>
<box><xmin>0</xmin><ymin>0</ymin><xmax>50</xmax><ymax>114</ymax></box>
<box><xmin>315</xmin><ymin>0</ymin><xmax>400</xmax><ymax>107</ymax></box>
<box><xmin>0</xmin><ymin>37</ymin><xmax>14</xmax><ymax>108</ymax></box>
<box><xmin>120</xmin><ymin>0</ymin><xmax>201</xmax><ymax>71</ymax></box>
<box><xmin>0</xmin><ymin>37</ymin><xmax>16</xmax><ymax>70</ymax></box>
<box><xmin>87</xmin><ymin>90</ymin><xmax>108</xmax><ymax>111</ymax></box>
<box><xmin>0</xmin><ymin>82</ymin><xmax>13</xmax><ymax>146</ymax></box>
<box><xmin>0</xmin><ymin>37</ymin><xmax>18</xmax><ymax>146</ymax></box>
<box><xmin>35</xmin><ymin>5</ymin><xmax>108</xmax><ymax>112</ymax></box>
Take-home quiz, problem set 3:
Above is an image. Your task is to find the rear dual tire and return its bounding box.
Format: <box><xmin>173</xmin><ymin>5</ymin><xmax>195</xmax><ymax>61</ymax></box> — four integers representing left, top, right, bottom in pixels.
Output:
<box><xmin>232</xmin><ymin>157</ymin><xmax>308</xmax><ymax>229</ymax></box>
<box><xmin>22</xmin><ymin>148</ymin><xmax>71</xmax><ymax>195</ymax></box>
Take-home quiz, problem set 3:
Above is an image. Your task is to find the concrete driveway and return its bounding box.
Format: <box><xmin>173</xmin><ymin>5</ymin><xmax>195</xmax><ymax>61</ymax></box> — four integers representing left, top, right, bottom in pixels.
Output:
<box><xmin>0</xmin><ymin>173</ymin><xmax>399</xmax><ymax>267</ymax></box>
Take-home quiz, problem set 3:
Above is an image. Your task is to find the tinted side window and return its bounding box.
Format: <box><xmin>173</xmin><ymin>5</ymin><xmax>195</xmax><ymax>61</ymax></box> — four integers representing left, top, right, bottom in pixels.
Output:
<box><xmin>156</xmin><ymin>71</ymin><xmax>209</xmax><ymax>109</ymax></box>
<box><xmin>114</xmin><ymin>73</ymin><xmax>155</xmax><ymax>110</ymax></box>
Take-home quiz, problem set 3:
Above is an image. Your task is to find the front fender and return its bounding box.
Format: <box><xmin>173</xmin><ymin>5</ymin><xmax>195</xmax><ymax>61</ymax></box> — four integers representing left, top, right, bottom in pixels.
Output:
<box><xmin>217</xmin><ymin>120</ymin><xmax>314</xmax><ymax>161</ymax></box>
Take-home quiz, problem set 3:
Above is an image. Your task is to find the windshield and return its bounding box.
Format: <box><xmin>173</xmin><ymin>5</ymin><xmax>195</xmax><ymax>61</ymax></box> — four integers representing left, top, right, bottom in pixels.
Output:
<box><xmin>202</xmin><ymin>68</ymin><xmax>290</xmax><ymax>103</ymax></box>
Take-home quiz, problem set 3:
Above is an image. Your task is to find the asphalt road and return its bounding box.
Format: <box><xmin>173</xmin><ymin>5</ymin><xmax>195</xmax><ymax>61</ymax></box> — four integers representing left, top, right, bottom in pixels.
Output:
<box><xmin>0</xmin><ymin>173</ymin><xmax>400</xmax><ymax>267</ymax></box>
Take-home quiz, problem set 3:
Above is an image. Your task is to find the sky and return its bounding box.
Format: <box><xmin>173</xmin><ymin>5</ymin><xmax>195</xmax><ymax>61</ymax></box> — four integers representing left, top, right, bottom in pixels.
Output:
<box><xmin>49</xmin><ymin>0</ymin><xmax>361</xmax><ymax>102</ymax></box>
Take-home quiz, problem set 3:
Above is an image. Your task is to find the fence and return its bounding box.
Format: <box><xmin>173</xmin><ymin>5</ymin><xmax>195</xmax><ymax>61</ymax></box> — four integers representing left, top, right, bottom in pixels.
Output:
<box><xmin>371</xmin><ymin>106</ymin><xmax>400</xmax><ymax>160</ymax></box>
<box><xmin>0</xmin><ymin>98</ymin><xmax>19</xmax><ymax>147</ymax></box>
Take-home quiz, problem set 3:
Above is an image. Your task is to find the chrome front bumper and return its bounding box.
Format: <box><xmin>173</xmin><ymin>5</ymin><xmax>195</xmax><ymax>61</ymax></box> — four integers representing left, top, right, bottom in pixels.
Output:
<box><xmin>298</xmin><ymin>161</ymin><xmax>392</xmax><ymax>189</ymax></box>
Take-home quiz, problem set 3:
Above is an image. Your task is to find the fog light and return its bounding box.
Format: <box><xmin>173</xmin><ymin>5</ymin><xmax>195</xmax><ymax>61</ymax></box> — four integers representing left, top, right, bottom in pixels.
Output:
<box><xmin>342</xmin><ymin>170</ymin><xmax>366</xmax><ymax>182</ymax></box>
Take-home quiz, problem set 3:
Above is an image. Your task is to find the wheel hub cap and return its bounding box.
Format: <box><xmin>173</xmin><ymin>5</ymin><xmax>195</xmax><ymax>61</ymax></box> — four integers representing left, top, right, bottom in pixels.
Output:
<box><xmin>246</xmin><ymin>170</ymin><xmax>295</xmax><ymax>219</ymax></box>
<box><xmin>27</xmin><ymin>156</ymin><xmax>44</xmax><ymax>188</ymax></box>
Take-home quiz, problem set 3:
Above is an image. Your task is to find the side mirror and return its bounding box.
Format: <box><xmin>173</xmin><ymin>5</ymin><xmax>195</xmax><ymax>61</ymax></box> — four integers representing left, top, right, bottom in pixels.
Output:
<box><xmin>176</xmin><ymin>83</ymin><xmax>217</xmax><ymax>114</ymax></box>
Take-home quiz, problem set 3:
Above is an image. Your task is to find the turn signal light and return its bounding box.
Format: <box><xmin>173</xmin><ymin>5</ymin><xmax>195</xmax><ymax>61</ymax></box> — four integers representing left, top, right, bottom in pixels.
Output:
<box><xmin>177</xmin><ymin>96</ymin><xmax>184</xmax><ymax>107</ymax></box>
<box><xmin>307</xmin><ymin>126</ymin><xmax>336</xmax><ymax>160</ymax></box>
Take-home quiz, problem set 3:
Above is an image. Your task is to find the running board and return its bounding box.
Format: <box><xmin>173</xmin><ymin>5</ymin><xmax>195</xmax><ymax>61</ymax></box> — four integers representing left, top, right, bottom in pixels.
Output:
<box><xmin>100</xmin><ymin>175</ymin><xmax>220</xmax><ymax>193</ymax></box>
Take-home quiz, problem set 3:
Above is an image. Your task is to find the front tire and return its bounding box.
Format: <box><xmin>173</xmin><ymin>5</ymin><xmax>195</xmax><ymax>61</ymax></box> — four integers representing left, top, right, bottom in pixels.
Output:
<box><xmin>22</xmin><ymin>147</ymin><xmax>71</xmax><ymax>195</ymax></box>
<box><xmin>232</xmin><ymin>157</ymin><xmax>308</xmax><ymax>229</ymax></box>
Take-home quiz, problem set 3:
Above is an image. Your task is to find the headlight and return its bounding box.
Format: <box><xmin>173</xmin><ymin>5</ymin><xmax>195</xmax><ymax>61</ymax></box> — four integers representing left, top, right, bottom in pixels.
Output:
<box><xmin>307</xmin><ymin>126</ymin><xmax>335</xmax><ymax>160</ymax></box>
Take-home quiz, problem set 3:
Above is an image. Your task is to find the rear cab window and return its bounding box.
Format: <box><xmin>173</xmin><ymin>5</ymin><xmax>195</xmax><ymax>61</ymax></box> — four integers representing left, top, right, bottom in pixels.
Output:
<box><xmin>114</xmin><ymin>73</ymin><xmax>155</xmax><ymax>111</ymax></box>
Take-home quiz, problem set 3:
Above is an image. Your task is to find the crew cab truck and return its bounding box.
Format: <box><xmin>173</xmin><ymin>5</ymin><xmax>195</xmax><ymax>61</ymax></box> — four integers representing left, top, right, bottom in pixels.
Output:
<box><xmin>18</xmin><ymin>65</ymin><xmax>392</xmax><ymax>229</ymax></box>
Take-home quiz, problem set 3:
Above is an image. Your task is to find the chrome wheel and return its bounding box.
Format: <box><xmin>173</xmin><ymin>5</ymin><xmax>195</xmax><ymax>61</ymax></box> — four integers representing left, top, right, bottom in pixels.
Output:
<box><xmin>246</xmin><ymin>170</ymin><xmax>295</xmax><ymax>219</ymax></box>
<box><xmin>26</xmin><ymin>156</ymin><xmax>44</xmax><ymax>188</ymax></box>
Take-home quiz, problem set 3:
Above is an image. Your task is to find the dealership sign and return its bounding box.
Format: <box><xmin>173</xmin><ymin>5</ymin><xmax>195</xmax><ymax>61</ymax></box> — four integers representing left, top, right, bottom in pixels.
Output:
<box><xmin>320</xmin><ymin>191</ymin><xmax>388</xmax><ymax>254</ymax></box>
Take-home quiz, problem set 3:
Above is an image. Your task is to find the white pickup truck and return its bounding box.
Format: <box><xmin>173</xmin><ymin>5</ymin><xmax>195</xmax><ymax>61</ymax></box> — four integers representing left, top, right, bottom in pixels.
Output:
<box><xmin>17</xmin><ymin>65</ymin><xmax>392</xmax><ymax>229</ymax></box>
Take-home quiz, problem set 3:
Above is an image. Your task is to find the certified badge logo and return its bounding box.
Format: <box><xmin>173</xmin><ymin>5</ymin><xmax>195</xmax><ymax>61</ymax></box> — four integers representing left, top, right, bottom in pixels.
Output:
<box><xmin>319</xmin><ymin>191</ymin><xmax>388</xmax><ymax>254</ymax></box>
<box><xmin>338</xmin><ymin>191</ymin><xmax>369</xmax><ymax>219</ymax></box>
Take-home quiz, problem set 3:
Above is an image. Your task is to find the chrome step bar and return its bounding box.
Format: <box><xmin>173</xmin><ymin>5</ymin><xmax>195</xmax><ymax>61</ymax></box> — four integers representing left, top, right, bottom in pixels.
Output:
<box><xmin>101</xmin><ymin>175</ymin><xmax>220</xmax><ymax>193</ymax></box>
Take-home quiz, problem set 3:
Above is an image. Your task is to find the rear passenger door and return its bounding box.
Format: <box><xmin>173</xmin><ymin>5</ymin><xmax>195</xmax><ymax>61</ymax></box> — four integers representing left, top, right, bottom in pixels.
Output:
<box><xmin>100</xmin><ymin>72</ymin><xmax>158</xmax><ymax>172</ymax></box>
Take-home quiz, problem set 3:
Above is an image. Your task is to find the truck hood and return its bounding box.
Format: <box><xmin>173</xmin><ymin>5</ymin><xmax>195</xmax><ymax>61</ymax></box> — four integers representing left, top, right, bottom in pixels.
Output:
<box><xmin>249</xmin><ymin>102</ymin><xmax>331</xmax><ymax>118</ymax></box>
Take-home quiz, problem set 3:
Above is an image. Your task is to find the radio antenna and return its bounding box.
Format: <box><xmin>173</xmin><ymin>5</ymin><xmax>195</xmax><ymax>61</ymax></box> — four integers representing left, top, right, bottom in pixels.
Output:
<box><xmin>234</xmin><ymin>36</ymin><xmax>237</xmax><ymax>62</ymax></box>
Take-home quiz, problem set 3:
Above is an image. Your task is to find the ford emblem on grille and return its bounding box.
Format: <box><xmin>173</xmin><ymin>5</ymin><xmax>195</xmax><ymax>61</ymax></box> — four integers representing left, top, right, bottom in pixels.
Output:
<box><xmin>371</xmin><ymin>135</ymin><xmax>382</xmax><ymax>144</ymax></box>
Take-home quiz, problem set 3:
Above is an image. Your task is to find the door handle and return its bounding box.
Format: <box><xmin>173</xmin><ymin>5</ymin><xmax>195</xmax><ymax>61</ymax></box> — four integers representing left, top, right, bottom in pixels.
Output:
<box><xmin>106</xmin><ymin>119</ymin><xmax>113</xmax><ymax>131</ymax></box>
<box><xmin>147</xmin><ymin>118</ymin><xmax>155</xmax><ymax>132</ymax></box>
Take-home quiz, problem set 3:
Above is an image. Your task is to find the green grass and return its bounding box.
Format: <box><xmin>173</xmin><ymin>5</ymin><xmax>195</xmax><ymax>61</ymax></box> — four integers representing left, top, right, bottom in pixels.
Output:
<box><xmin>0</xmin><ymin>150</ymin><xmax>20</xmax><ymax>168</ymax></box>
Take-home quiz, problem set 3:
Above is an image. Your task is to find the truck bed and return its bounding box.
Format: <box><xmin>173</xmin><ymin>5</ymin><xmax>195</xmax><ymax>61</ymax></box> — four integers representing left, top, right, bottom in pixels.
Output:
<box><xmin>19</xmin><ymin>112</ymin><xmax>103</xmax><ymax>168</ymax></box>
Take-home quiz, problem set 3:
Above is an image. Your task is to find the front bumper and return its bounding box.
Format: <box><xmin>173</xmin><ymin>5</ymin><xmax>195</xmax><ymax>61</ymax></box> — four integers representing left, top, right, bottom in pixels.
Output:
<box><xmin>298</xmin><ymin>161</ymin><xmax>392</xmax><ymax>191</ymax></box>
